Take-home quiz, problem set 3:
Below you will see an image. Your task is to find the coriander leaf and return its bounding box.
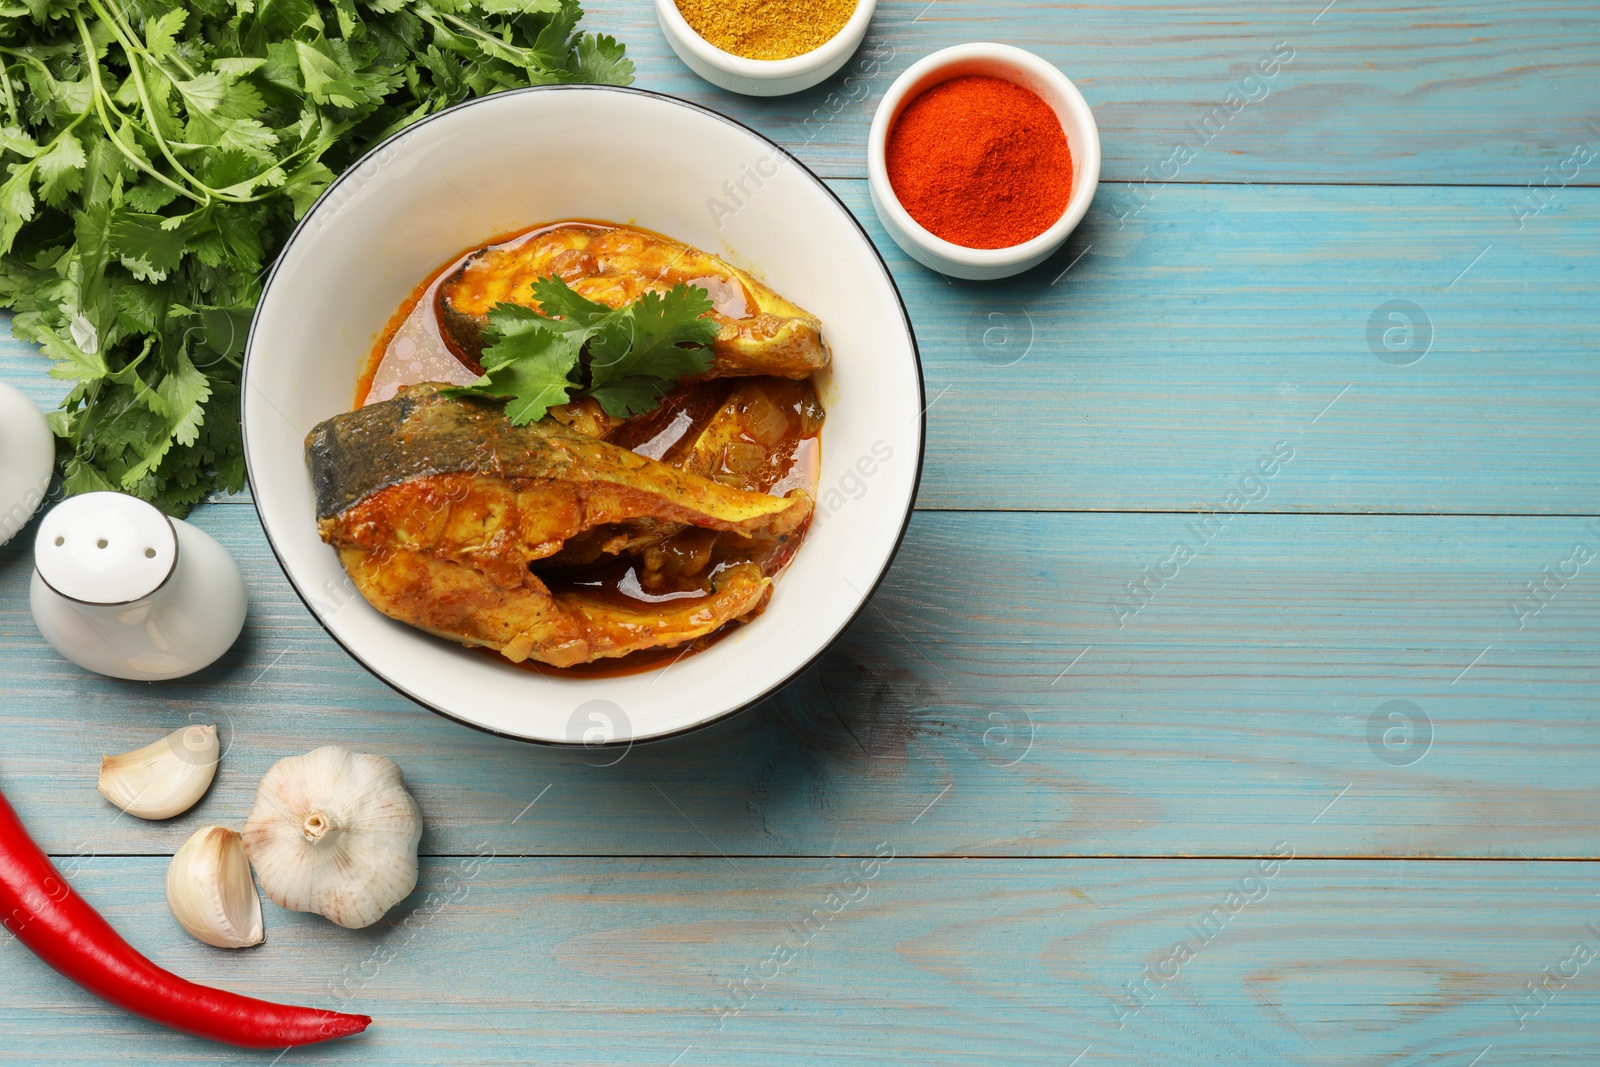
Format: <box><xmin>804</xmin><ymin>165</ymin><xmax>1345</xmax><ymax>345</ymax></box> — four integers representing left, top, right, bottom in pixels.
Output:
<box><xmin>527</xmin><ymin>0</ymin><xmax>583</xmax><ymax>70</ymax></box>
<box><xmin>294</xmin><ymin>40</ymin><xmax>378</xmax><ymax>109</ymax></box>
<box><xmin>484</xmin><ymin>301</ymin><xmax>569</xmax><ymax>339</ymax></box>
<box><xmin>190</xmin><ymin>305</ymin><xmax>252</xmax><ymax>362</ymax></box>
<box><xmin>114</xmin><ymin>282</ymin><xmax>167</xmax><ymax>336</ymax></box>
<box><xmin>109</xmin><ymin>211</ymin><xmax>192</xmax><ymax>282</ymax></box>
<box><xmin>35</xmin><ymin>130</ymin><xmax>86</xmax><ymax>206</ymax></box>
<box><xmin>173</xmin><ymin>72</ymin><xmax>230</xmax><ymax>114</ymax></box>
<box><xmin>143</xmin><ymin>8</ymin><xmax>188</xmax><ymax>59</ymax></box>
<box><xmin>457</xmin><ymin>280</ymin><xmax>718</xmax><ymax>421</ymax></box>
<box><xmin>158</xmin><ymin>351</ymin><xmax>212</xmax><ymax>449</ymax></box>
<box><xmin>573</xmin><ymin>33</ymin><xmax>633</xmax><ymax>86</ymax></box>
<box><xmin>523</xmin><ymin>276</ymin><xmax>622</xmax><ymax>365</ymax></box>
<box><xmin>177</xmin><ymin>71</ymin><xmax>266</xmax><ymax>125</ymax></box>
<box><xmin>0</xmin><ymin>126</ymin><xmax>42</xmax><ymax>159</ymax></box>
<box><xmin>331</xmin><ymin>0</ymin><xmax>362</xmax><ymax>39</ymax></box>
<box><xmin>0</xmin><ymin>161</ymin><xmax>38</xmax><ymax>255</ymax></box>
<box><xmin>123</xmin><ymin>179</ymin><xmax>180</xmax><ymax>213</ymax></box>
<box><xmin>0</xmin><ymin>255</ymin><xmax>50</xmax><ymax>310</ymax></box>
<box><xmin>213</xmin><ymin>117</ymin><xmax>280</xmax><ymax>161</ymax></box>
<box><xmin>585</xmin><ymin>376</ymin><xmax>679</xmax><ymax>419</ymax></box>
<box><xmin>443</xmin><ymin>304</ymin><xmax>580</xmax><ymax>425</ymax></box>
<box><xmin>258</xmin><ymin>39</ymin><xmax>306</xmax><ymax>96</ymax></box>
<box><xmin>61</xmin><ymin>457</ymin><xmax>118</xmax><ymax>497</ymax></box>
<box><xmin>529</xmin><ymin>273</ymin><xmax>613</xmax><ymax>326</ymax></box>
<box><xmin>200</xmin><ymin>149</ymin><xmax>280</xmax><ymax>200</ymax></box>
<box><xmin>211</xmin><ymin>57</ymin><xmax>267</xmax><ymax>79</ymax></box>
<box><xmin>67</xmin><ymin>172</ymin><xmax>118</xmax><ymax>350</ymax></box>
<box><xmin>45</xmin><ymin>76</ymin><xmax>91</xmax><ymax>119</ymax></box>
<box><xmin>526</xmin><ymin>275</ymin><xmax>639</xmax><ymax>390</ymax></box>
<box><xmin>29</xmin><ymin>318</ymin><xmax>108</xmax><ymax>382</ymax></box>
<box><xmin>283</xmin><ymin>158</ymin><xmax>333</xmax><ymax>218</ymax></box>
<box><xmin>207</xmin><ymin>205</ymin><xmax>269</xmax><ymax>272</ymax></box>
<box><xmin>253</xmin><ymin>0</ymin><xmax>322</xmax><ymax>38</ymax></box>
<box><xmin>585</xmin><ymin>282</ymin><xmax>718</xmax><ymax>393</ymax></box>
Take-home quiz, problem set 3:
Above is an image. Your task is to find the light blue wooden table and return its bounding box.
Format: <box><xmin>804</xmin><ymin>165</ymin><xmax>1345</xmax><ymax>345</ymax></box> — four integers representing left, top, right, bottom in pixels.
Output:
<box><xmin>2</xmin><ymin>1</ymin><xmax>1598</xmax><ymax>1063</ymax></box>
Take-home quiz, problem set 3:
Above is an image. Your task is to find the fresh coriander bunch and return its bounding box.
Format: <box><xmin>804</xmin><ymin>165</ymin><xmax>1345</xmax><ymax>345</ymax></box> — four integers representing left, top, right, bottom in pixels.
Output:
<box><xmin>0</xmin><ymin>0</ymin><xmax>632</xmax><ymax>513</ymax></box>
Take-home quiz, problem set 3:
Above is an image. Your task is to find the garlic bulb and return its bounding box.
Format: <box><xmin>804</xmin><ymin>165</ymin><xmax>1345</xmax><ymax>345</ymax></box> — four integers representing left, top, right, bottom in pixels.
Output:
<box><xmin>98</xmin><ymin>725</ymin><xmax>220</xmax><ymax>819</ymax></box>
<box><xmin>242</xmin><ymin>746</ymin><xmax>421</xmax><ymax>930</ymax></box>
<box><xmin>166</xmin><ymin>825</ymin><xmax>265</xmax><ymax>949</ymax></box>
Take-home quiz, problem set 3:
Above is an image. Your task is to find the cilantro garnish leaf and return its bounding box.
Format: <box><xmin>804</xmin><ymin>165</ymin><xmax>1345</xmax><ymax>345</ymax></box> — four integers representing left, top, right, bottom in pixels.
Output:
<box><xmin>583</xmin><ymin>377</ymin><xmax>680</xmax><ymax>419</ymax></box>
<box><xmin>0</xmin><ymin>0</ymin><xmax>633</xmax><ymax>514</ymax></box>
<box><xmin>442</xmin><ymin>303</ymin><xmax>581</xmax><ymax>423</ymax></box>
<box><xmin>529</xmin><ymin>274</ymin><xmax>613</xmax><ymax>326</ymax></box>
<box><xmin>449</xmin><ymin>277</ymin><xmax>720</xmax><ymax>424</ymax></box>
<box><xmin>584</xmin><ymin>283</ymin><xmax>718</xmax><ymax>417</ymax></box>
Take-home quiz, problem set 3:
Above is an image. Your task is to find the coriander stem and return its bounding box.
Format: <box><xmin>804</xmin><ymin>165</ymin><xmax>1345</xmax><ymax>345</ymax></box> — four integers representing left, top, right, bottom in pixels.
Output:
<box><xmin>436</xmin><ymin>11</ymin><xmax>501</xmax><ymax>47</ymax></box>
<box><xmin>432</xmin><ymin>10</ymin><xmax>553</xmax><ymax>73</ymax></box>
<box><xmin>0</xmin><ymin>61</ymin><xmax>16</xmax><ymax>123</ymax></box>
<box><xmin>85</xmin><ymin>0</ymin><xmax>299</xmax><ymax>206</ymax></box>
<box><xmin>84</xmin><ymin>0</ymin><xmax>258</xmax><ymax>204</ymax></box>
<box><xmin>74</xmin><ymin>13</ymin><xmax>200</xmax><ymax>205</ymax></box>
<box><xmin>86</xmin><ymin>0</ymin><xmax>194</xmax><ymax>81</ymax></box>
<box><xmin>112</xmin><ymin>37</ymin><xmax>226</xmax><ymax>202</ymax></box>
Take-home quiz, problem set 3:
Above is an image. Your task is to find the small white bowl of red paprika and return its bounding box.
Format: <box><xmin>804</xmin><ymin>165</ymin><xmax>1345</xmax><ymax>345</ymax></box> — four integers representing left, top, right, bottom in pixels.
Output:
<box><xmin>868</xmin><ymin>43</ymin><xmax>1100</xmax><ymax>280</ymax></box>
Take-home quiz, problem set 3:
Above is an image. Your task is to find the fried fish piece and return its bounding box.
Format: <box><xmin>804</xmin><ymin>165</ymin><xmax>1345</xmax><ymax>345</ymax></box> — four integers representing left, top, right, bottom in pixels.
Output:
<box><xmin>307</xmin><ymin>385</ymin><xmax>811</xmax><ymax>666</ymax></box>
<box><xmin>438</xmin><ymin>222</ymin><xmax>829</xmax><ymax>380</ymax></box>
<box><xmin>331</xmin><ymin>543</ymin><xmax>772</xmax><ymax>667</ymax></box>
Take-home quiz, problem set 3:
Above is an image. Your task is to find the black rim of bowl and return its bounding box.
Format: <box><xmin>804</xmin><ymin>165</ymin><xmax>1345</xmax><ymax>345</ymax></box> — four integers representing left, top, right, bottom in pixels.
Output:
<box><xmin>241</xmin><ymin>83</ymin><xmax>926</xmax><ymax>748</ymax></box>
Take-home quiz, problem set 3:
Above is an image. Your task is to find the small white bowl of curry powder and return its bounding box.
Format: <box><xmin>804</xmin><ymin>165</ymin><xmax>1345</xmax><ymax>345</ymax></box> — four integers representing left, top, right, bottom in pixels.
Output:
<box><xmin>658</xmin><ymin>0</ymin><xmax>877</xmax><ymax>97</ymax></box>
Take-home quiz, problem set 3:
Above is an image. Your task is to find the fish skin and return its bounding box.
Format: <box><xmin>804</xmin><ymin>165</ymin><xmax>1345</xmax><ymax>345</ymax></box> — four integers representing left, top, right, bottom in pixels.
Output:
<box><xmin>306</xmin><ymin>385</ymin><xmax>809</xmax><ymax>533</ymax></box>
<box><xmin>304</xmin><ymin>385</ymin><xmax>811</xmax><ymax>666</ymax></box>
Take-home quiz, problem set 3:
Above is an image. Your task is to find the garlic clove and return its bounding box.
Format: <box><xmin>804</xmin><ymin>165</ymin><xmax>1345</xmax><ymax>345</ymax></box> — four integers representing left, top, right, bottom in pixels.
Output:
<box><xmin>166</xmin><ymin>825</ymin><xmax>265</xmax><ymax>949</ymax></box>
<box><xmin>98</xmin><ymin>724</ymin><xmax>220</xmax><ymax>820</ymax></box>
<box><xmin>243</xmin><ymin>746</ymin><xmax>422</xmax><ymax>930</ymax></box>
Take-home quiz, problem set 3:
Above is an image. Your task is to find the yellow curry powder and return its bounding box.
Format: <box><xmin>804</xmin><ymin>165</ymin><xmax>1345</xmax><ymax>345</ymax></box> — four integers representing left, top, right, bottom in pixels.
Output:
<box><xmin>676</xmin><ymin>0</ymin><xmax>858</xmax><ymax>61</ymax></box>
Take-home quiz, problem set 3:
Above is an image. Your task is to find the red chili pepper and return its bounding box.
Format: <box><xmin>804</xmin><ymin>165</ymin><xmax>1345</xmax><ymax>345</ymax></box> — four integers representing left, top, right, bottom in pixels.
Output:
<box><xmin>0</xmin><ymin>785</ymin><xmax>370</xmax><ymax>1048</ymax></box>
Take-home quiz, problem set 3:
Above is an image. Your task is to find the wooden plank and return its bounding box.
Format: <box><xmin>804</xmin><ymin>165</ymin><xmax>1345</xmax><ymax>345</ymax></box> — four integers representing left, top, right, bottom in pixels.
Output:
<box><xmin>859</xmin><ymin>181</ymin><xmax>1600</xmax><ymax>513</ymax></box>
<box><xmin>2</xmin><ymin>504</ymin><xmax>1595</xmax><ymax>859</ymax></box>
<box><xmin>5</xmin><ymin>181</ymin><xmax>1598</xmax><ymax>514</ymax></box>
<box><xmin>0</xmin><ymin>855</ymin><xmax>1594</xmax><ymax>1064</ymax></box>
<box><xmin>591</xmin><ymin>0</ymin><xmax>1600</xmax><ymax>184</ymax></box>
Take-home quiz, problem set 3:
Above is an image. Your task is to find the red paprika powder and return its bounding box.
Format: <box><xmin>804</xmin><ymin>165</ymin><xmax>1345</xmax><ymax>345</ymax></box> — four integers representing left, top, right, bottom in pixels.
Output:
<box><xmin>886</xmin><ymin>75</ymin><xmax>1073</xmax><ymax>249</ymax></box>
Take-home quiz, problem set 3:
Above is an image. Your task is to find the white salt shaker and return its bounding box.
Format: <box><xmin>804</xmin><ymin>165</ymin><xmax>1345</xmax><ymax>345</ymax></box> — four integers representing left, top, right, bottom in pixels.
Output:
<box><xmin>0</xmin><ymin>381</ymin><xmax>53</xmax><ymax>547</ymax></box>
<box><xmin>30</xmin><ymin>492</ymin><xmax>247</xmax><ymax>680</ymax></box>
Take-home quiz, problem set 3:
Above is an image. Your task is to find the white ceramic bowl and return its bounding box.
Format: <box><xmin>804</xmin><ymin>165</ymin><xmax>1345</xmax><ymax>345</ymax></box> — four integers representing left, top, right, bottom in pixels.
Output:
<box><xmin>868</xmin><ymin>43</ymin><xmax>1101</xmax><ymax>280</ymax></box>
<box><xmin>243</xmin><ymin>86</ymin><xmax>924</xmax><ymax>746</ymax></box>
<box><xmin>656</xmin><ymin>0</ymin><xmax>877</xmax><ymax>97</ymax></box>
